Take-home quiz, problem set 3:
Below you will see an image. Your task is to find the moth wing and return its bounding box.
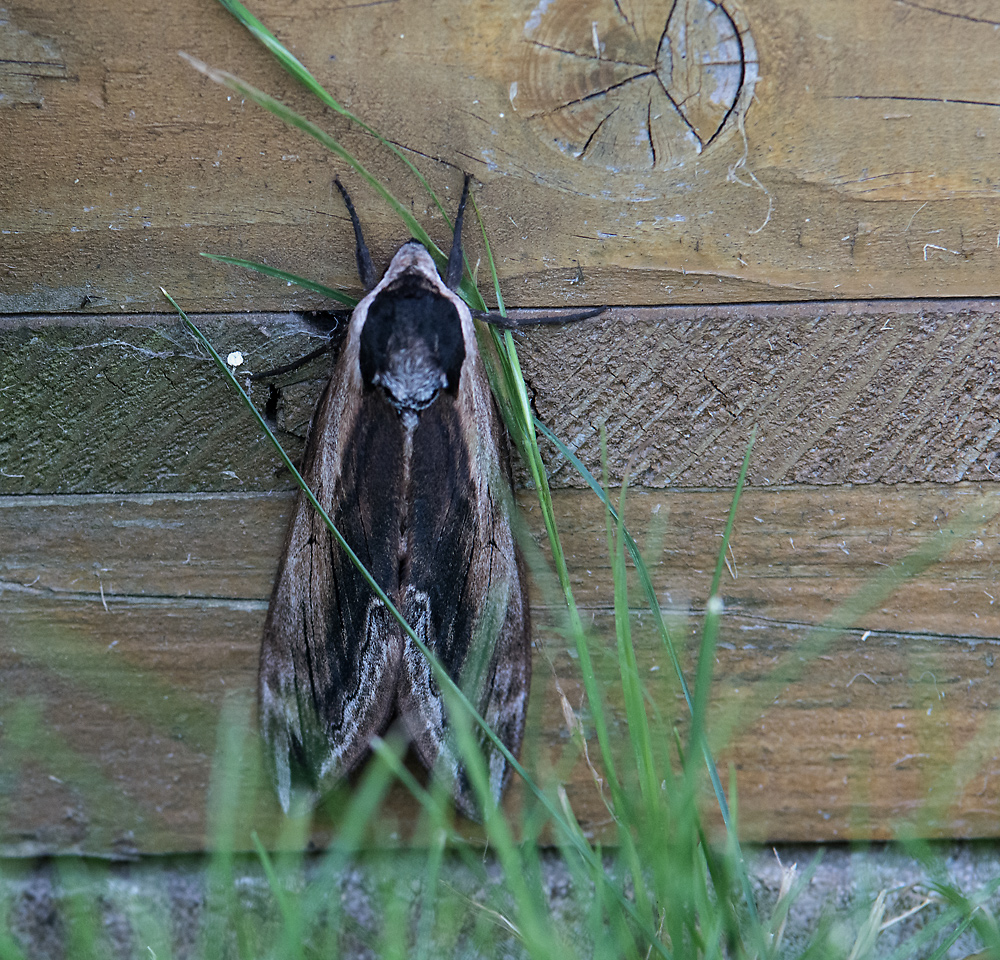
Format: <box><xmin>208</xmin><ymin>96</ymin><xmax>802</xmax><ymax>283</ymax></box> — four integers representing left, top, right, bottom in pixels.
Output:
<box><xmin>396</xmin><ymin>392</ymin><xmax>531</xmax><ymax>820</ymax></box>
<box><xmin>259</xmin><ymin>383</ymin><xmax>408</xmax><ymax>811</ymax></box>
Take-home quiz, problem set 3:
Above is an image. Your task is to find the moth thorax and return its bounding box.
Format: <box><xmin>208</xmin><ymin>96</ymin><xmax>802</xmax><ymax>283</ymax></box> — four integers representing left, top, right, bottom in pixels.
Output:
<box><xmin>372</xmin><ymin>336</ymin><xmax>449</xmax><ymax>412</ymax></box>
<box><xmin>359</xmin><ymin>275</ymin><xmax>467</xmax><ymax>415</ymax></box>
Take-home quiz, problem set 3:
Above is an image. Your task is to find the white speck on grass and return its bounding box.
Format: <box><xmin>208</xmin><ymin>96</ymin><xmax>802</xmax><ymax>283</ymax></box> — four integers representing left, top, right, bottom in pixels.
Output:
<box><xmin>227</xmin><ymin>351</ymin><xmax>244</xmax><ymax>367</ymax></box>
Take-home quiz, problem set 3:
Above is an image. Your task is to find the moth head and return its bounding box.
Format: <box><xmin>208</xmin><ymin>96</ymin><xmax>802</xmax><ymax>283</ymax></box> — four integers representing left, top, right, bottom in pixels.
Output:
<box><xmin>358</xmin><ymin>247</ymin><xmax>468</xmax><ymax>414</ymax></box>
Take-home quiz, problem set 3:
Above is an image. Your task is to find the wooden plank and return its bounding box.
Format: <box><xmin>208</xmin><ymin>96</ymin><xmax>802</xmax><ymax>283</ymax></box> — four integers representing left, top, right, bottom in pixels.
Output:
<box><xmin>4</xmin><ymin>0</ymin><xmax>1000</xmax><ymax>312</ymax></box>
<box><xmin>2</xmin><ymin>300</ymin><xmax>999</xmax><ymax>497</ymax></box>
<box><xmin>2</xmin><ymin>484</ymin><xmax>998</xmax><ymax>853</ymax></box>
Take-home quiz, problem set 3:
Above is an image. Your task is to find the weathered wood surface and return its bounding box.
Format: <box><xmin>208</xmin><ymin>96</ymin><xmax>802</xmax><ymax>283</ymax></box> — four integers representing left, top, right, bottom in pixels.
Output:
<box><xmin>4</xmin><ymin>0</ymin><xmax>1000</xmax><ymax>857</ymax></box>
<box><xmin>4</xmin><ymin>0</ymin><xmax>1000</xmax><ymax>312</ymax></box>
<box><xmin>2</xmin><ymin>299</ymin><xmax>999</xmax><ymax>496</ymax></box>
<box><xmin>2</xmin><ymin>484</ymin><xmax>998</xmax><ymax>854</ymax></box>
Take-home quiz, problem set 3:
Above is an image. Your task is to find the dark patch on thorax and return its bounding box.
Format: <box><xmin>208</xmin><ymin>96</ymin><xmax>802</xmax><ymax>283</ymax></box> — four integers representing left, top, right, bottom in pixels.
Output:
<box><xmin>359</xmin><ymin>274</ymin><xmax>466</xmax><ymax>412</ymax></box>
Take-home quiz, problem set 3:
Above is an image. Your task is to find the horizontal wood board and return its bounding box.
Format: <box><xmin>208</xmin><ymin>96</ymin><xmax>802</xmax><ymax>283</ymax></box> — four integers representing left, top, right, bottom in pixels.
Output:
<box><xmin>1</xmin><ymin>300</ymin><xmax>999</xmax><ymax>496</ymax></box>
<box><xmin>2</xmin><ymin>483</ymin><xmax>999</xmax><ymax>854</ymax></box>
<box><xmin>4</xmin><ymin>0</ymin><xmax>1000</xmax><ymax>311</ymax></box>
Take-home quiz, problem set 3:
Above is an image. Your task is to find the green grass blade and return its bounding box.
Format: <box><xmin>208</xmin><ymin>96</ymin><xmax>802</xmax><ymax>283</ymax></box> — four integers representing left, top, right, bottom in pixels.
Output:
<box><xmin>181</xmin><ymin>50</ymin><xmax>483</xmax><ymax>307</ymax></box>
<box><xmin>606</xmin><ymin>465</ymin><xmax>658</xmax><ymax>821</ymax></box>
<box><xmin>251</xmin><ymin>832</ymin><xmax>304</xmax><ymax>959</ymax></box>
<box><xmin>707</xmin><ymin>426</ymin><xmax>756</xmax><ymax>601</ymax></box>
<box><xmin>214</xmin><ymin>0</ymin><xmax>457</xmax><ymax>226</ymax></box>
<box><xmin>447</xmin><ymin>715</ymin><xmax>565</xmax><ymax>958</ymax></box>
<box><xmin>684</xmin><ymin>429</ymin><xmax>758</xmax><ymax>926</ymax></box>
<box><xmin>535</xmin><ymin>418</ymin><xmax>693</xmax><ymax>711</ymax></box>
<box><xmin>179</xmin><ymin>54</ymin><xmax>443</xmax><ymax>257</ymax></box>
<box><xmin>413</xmin><ymin>826</ymin><xmax>447</xmax><ymax>960</ymax></box>
<box><xmin>201</xmin><ymin>694</ymin><xmax>255</xmax><ymax>960</ymax></box>
<box><xmin>200</xmin><ymin>253</ymin><xmax>358</xmax><ymax>305</ymax></box>
<box><xmin>472</xmin><ymin>196</ymin><xmax>624</xmax><ymax>810</ymax></box>
<box><xmin>308</xmin><ymin>735</ymin><xmax>407</xmax><ymax>959</ymax></box>
<box><xmin>0</xmin><ymin>918</ymin><xmax>26</xmax><ymax>960</ymax></box>
<box><xmin>467</xmin><ymin>190</ymin><xmax>500</xmax><ymax>314</ymax></box>
<box><xmin>56</xmin><ymin>859</ymin><xmax>103</xmax><ymax>960</ymax></box>
<box><xmin>536</xmin><ymin>418</ymin><xmax>757</xmax><ymax>834</ymax></box>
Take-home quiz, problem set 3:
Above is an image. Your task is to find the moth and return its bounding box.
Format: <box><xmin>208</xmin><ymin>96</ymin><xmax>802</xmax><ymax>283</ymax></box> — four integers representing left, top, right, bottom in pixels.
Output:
<box><xmin>259</xmin><ymin>175</ymin><xmax>531</xmax><ymax>820</ymax></box>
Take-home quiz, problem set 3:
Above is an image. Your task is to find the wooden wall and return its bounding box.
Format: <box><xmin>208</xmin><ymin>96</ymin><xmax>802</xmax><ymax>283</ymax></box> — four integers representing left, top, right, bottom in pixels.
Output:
<box><xmin>2</xmin><ymin>0</ymin><xmax>999</xmax><ymax>855</ymax></box>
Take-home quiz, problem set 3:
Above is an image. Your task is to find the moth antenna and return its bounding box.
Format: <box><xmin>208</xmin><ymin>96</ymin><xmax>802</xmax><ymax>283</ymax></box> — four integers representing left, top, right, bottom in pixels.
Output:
<box><xmin>445</xmin><ymin>173</ymin><xmax>472</xmax><ymax>291</ymax></box>
<box><xmin>473</xmin><ymin>306</ymin><xmax>608</xmax><ymax>328</ymax></box>
<box><xmin>334</xmin><ymin>178</ymin><xmax>378</xmax><ymax>291</ymax></box>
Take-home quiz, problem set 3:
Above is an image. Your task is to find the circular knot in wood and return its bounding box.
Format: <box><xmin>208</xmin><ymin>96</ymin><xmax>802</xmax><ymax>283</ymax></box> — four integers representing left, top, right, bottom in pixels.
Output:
<box><xmin>518</xmin><ymin>0</ymin><xmax>758</xmax><ymax>172</ymax></box>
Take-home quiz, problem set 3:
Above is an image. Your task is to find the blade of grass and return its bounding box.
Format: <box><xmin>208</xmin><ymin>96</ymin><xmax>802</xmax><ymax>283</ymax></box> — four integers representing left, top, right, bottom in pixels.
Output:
<box><xmin>0</xmin><ymin>916</ymin><xmax>27</xmax><ymax>960</ymax></box>
<box><xmin>921</xmin><ymin>915</ymin><xmax>980</xmax><ymax>960</ymax></box>
<box><xmin>180</xmin><ymin>56</ymin><xmax>438</xmax><ymax>257</ymax></box>
<box><xmin>252</xmin><ymin>833</ymin><xmax>305</xmax><ymax>959</ymax></box>
<box><xmin>253</xmin><ymin>789</ymin><xmax>312</xmax><ymax>958</ymax></box>
<box><xmin>180</xmin><ymin>52</ymin><xmax>483</xmax><ymax>308</ymax></box>
<box><xmin>124</xmin><ymin>895</ymin><xmax>175</xmax><ymax>960</ymax></box>
<box><xmin>435</xmin><ymin>710</ymin><xmax>567</xmax><ymax>960</ymax></box>
<box><xmin>535</xmin><ymin>418</ymin><xmax>690</xmax><ymax>701</ymax></box>
<box><xmin>604</xmin><ymin>447</ymin><xmax>658</xmax><ymax>822</ymax></box>
<box><xmin>470</xmin><ymin>206</ymin><xmax>673</xmax><ymax>951</ymax></box>
<box><xmin>684</xmin><ymin>430</ymin><xmax>759</xmax><ymax>929</ymax></box>
<box><xmin>214</xmin><ymin>0</ymin><xmax>461</xmax><ymax>228</ymax></box>
<box><xmin>307</xmin><ymin>734</ymin><xmax>408</xmax><ymax>960</ymax></box>
<box><xmin>880</xmin><ymin>901</ymin><xmax>976</xmax><ymax>960</ymax></box>
<box><xmin>471</xmin><ymin>193</ymin><xmax>625</xmax><ymax>814</ymax></box>
<box><xmin>201</xmin><ymin>693</ymin><xmax>255</xmax><ymax>960</ymax></box>
<box><xmin>371</xmin><ymin>738</ymin><xmax>572</xmax><ymax>960</ymax></box>
<box><xmin>706</xmin><ymin>429</ymin><xmax>756</xmax><ymax>602</ymax></box>
<box><xmin>603</xmin><ymin>457</ymin><xmax>663</xmax><ymax>938</ymax></box>
<box><xmin>199</xmin><ymin>253</ymin><xmax>358</xmax><ymax>306</ymax></box>
<box><xmin>413</xmin><ymin>825</ymin><xmax>448</xmax><ymax>960</ymax></box>
<box><xmin>56</xmin><ymin>859</ymin><xmax>102</xmax><ymax>960</ymax></box>
<box><xmin>473</xmin><ymin>187</ymin><xmax>753</xmax><ymax>951</ymax></box>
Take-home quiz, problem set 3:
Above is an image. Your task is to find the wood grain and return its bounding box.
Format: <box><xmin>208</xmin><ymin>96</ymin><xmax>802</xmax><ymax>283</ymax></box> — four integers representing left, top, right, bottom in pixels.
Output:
<box><xmin>4</xmin><ymin>0</ymin><xmax>1000</xmax><ymax>857</ymax></box>
<box><xmin>2</xmin><ymin>300</ymin><xmax>999</xmax><ymax>498</ymax></box>
<box><xmin>2</xmin><ymin>484</ymin><xmax>998</xmax><ymax>854</ymax></box>
<box><xmin>4</xmin><ymin>0</ymin><xmax>1000</xmax><ymax>312</ymax></box>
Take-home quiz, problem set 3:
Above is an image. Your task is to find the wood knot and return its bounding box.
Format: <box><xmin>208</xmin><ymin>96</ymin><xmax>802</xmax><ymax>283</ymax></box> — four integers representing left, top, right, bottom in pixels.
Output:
<box><xmin>518</xmin><ymin>0</ymin><xmax>758</xmax><ymax>172</ymax></box>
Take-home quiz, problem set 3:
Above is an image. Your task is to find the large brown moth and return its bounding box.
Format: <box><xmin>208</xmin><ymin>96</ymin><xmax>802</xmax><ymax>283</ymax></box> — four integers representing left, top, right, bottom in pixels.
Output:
<box><xmin>259</xmin><ymin>176</ymin><xmax>531</xmax><ymax>820</ymax></box>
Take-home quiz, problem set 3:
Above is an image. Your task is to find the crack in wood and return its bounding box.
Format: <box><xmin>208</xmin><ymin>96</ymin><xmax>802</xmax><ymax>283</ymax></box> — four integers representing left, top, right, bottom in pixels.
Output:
<box><xmin>894</xmin><ymin>0</ymin><xmax>1000</xmax><ymax>28</ymax></box>
<box><xmin>834</xmin><ymin>94</ymin><xmax>1000</xmax><ymax>109</ymax></box>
